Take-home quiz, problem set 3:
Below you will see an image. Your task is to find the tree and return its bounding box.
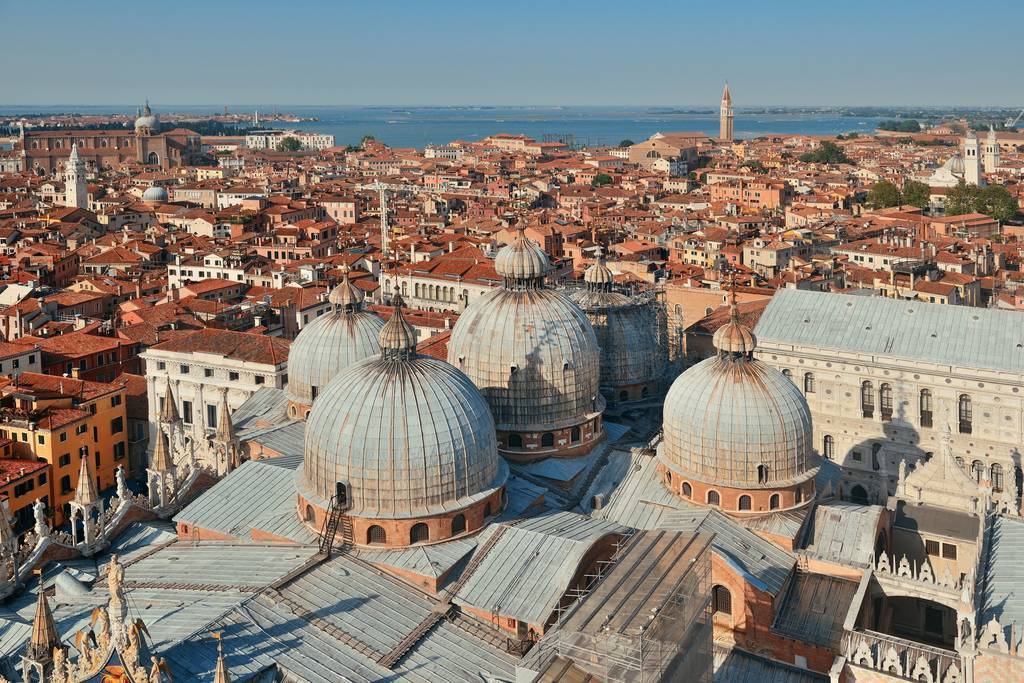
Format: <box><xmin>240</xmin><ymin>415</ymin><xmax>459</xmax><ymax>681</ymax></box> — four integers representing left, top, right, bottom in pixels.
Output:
<box><xmin>592</xmin><ymin>173</ymin><xmax>613</xmax><ymax>187</ymax></box>
<box><xmin>867</xmin><ymin>181</ymin><xmax>902</xmax><ymax>209</ymax></box>
<box><xmin>618</xmin><ymin>139</ymin><xmax>635</xmax><ymax>148</ymax></box>
<box><xmin>977</xmin><ymin>184</ymin><xmax>1018</xmax><ymax>222</ymax></box>
<box><xmin>799</xmin><ymin>141</ymin><xmax>852</xmax><ymax>165</ymax></box>
<box><xmin>277</xmin><ymin>136</ymin><xmax>301</xmax><ymax>152</ymax></box>
<box><xmin>944</xmin><ymin>181</ymin><xmax>981</xmax><ymax>216</ymax></box>
<box><xmin>901</xmin><ymin>180</ymin><xmax>931</xmax><ymax>208</ymax></box>
<box><xmin>361</xmin><ymin>134</ymin><xmax>376</xmax><ymax>146</ymax></box>
<box><xmin>878</xmin><ymin>119</ymin><xmax>921</xmax><ymax>133</ymax></box>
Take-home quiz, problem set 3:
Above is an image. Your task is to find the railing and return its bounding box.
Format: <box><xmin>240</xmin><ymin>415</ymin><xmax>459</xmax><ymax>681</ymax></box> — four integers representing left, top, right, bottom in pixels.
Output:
<box><xmin>843</xmin><ymin>629</ymin><xmax>962</xmax><ymax>682</ymax></box>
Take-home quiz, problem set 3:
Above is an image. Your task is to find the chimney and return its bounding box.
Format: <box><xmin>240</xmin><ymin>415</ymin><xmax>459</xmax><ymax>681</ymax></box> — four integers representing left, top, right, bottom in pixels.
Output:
<box><xmin>71</xmin><ymin>367</ymin><xmax>80</xmax><ymax>379</ymax></box>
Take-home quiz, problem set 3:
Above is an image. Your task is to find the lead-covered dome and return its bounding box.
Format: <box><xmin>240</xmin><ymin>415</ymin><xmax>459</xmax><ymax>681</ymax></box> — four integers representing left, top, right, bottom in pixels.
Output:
<box><xmin>659</xmin><ymin>299</ymin><xmax>815</xmax><ymax>488</ymax></box>
<box><xmin>134</xmin><ymin>101</ymin><xmax>158</xmax><ymax>132</ymax></box>
<box><xmin>142</xmin><ymin>185</ymin><xmax>168</xmax><ymax>203</ymax></box>
<box><xmin>302</xmin><ymin>296</ymin><xmax>507</xmax><ymax>518</ymax></box>
<box><xmin>448</xmin><ymin>229</ymin><xmax>603</xmax><ymax>441</ymax></box>
<box><xmin>286</xmin><ymin>266</ymin><xmax>385</xmax><ymax>413</ymax></box>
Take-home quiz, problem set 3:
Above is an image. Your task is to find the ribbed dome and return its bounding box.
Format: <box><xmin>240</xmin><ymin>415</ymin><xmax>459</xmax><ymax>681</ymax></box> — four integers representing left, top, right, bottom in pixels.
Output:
<box><xmin>285</xmin><ymin>277</ymin><xmax>385</xmax><ymax>407</ymax></box>
<box><xmin>448</xmin><ymin>286</ymin><xmax>603</xmax><ymax>432</ymax></box>
<box><xmin>494</xmin><ymin>228</ymin><xmax>551</xmax><ymax>284</ymax></box>
<box><xmin>659</xmin><ymin>304</ymin><xmax>815</xmax><ymax>488</ymax></box>
<box><xmin>570</xmin><ymin>289</ymin><xmax>662</xmax><ymax>392</ymax></box>
<box><xmin>948</xmin><ymin>152</ymin><xmax>965</xmax><ymax>176</ymax></box>
<box><xmin>142</xmin><ymin>186</ymin><xmax>168</xmax><ymax>203</ymax></box>
<box><xmin>583</xmin><ymin>256</ymin><xmax>614</xmax><ymax>287</ymax></box>
<box><xmin>302</xmin><ymin>340</ymin><xmax>507</xmax><ymax>519</ymax></box>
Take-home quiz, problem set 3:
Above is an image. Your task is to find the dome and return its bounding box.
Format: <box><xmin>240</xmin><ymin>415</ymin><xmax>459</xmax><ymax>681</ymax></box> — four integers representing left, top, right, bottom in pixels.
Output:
<box><xmin>141</xmin><ymin>186</ymin><xmax>168</xmax><ymax>203</ymax></box>
<box><xmin>449</xmin><ymin>233</ymin><xmax>602</xmax><ymax>434</ymax></box>
<box><xmin>659</xmin><ymin>301</ymin><xmax>815</xmax><ymax>488</ymax></box>
<box><xmin>134</xmin><ymin>102</ymin><xmax>158</xmax><ymax>131</ymax></box>
<box><xmin>947</xmin><ymin>152</ymin><xmax>965</xmax><ymax>177</ymax></box>
<box><xmin>286</xmin><ymin>268</ymin><xmax>385</xmax><ymax>409</ymax></box>
<box><xmin>302</xmin><ymin>297</ymin><xmax>506</xmax><ymax>518</ymax></box>
<box><xmin>494</xmin><ymin>228</ymin><xmax>551</xmax><ymax>283</ymax></box>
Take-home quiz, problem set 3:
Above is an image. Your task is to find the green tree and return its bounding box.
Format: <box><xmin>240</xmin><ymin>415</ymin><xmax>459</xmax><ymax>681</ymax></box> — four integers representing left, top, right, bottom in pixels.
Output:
<box><xmin>277</xmin><ymin>136</ymin><xmax>301</xmax><ymax>152</ymax></box>
<box><xmin>945</xmin><ymin>181</ymin><xmax>981</xmax><ymax>216</ymax></box>
<box><xmin>592</xmin><ymin>173</ymin><xmax>613</xmax><ymax>187</ymax></box>
<box><xmin>361</xmin><ymin>134</ymin><xmax>376</xmax><ymax>146</ymax></box>
<box><xmin>618</xmin><ymin>139</ymin><xmax>635</xmax><ymax>148</ymax></box>
<box><xmin>799</xmin><ymin>141</ymin><xmax>853</xmax><ymax>165</ymax></box>
<box><xmin>901</xmin><ymin>180</ymin><xmax>931</xmax><ymax>208</ymax></box>
<box><xmin>867</xmin><ymin>181</ymin><xmax>902</xmax><ymax>209</ymax></box>
<box><xmin>977</xmin><ymin>184</ymin><xmax>1018</xmax><ymax>222</ymax></box>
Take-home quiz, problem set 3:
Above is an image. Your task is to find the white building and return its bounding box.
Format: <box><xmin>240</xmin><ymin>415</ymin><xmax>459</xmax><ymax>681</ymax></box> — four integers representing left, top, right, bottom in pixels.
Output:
<box><xmin>141</xmin><ymin>329</ymin><xmax>290</xmax><ymax>468</ymax></box>
<box><xmin>63</xmin><ymin>143</ymin><xmax>87</xmax><ymax>209</ymax></box>
<box><xmin>245</xmin><ymin>130</ymin><xmax>335</xmax><ymax>151</ymax></box>
<box><xmin>755</xmin><ymin>288</ymin><xmax>1024</xmax><ymax>505</ymax></box>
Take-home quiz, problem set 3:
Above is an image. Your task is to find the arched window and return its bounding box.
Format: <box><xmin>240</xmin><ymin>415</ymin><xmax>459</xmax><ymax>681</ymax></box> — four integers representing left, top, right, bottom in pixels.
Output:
<box><xmin>919</xmin><ymin>389</ymin><xmax>933</xmax><ymax>428</ymax></box>
<box><xmin>769</xmin><ymin>493</ymin><xmax>780</xmax><ymax>509</ymax></box>
<box><xmin>738</xmin><ymin>495</ymin><xmax>751</xmax><ymax>511</ymax></box>
<box><xmin>541</xmin><ymin>432</ymin><xmax>554</xmax><ymax>447</ymax></box>
<box><xmin>823</xmin><ymin>435</ymin><xmax>834</xmax><ymax>460</ymax></box>
<box><xmin>756</xmin><ymin>464</ymin><xmax>769</xmax><ymax>484</ymax></box>
<box><xmin>410</xmin><ymin>523</ymin><xmax>430</xmax><ymax>544</ymax></box>
<box><xmin>782</xmin><ymin>369</ymin><xmax>793</xmax><ymax>382</ymax></box>
<box><xmin>712</xmin><ymin>585</ymin><xmax>732</xmax><ymax>615</ymax></box>
<box><xmin>682</xmin><ymin>482</ymin><xmax>692</xmax><ymax>498</ymax></box>
<box><xmin>707</xmin><ymin>490</ymin><xmax>720</xmax><ymax>506</ymax></box>
<box><xmin>971</xmin><ymin>460</ymin><xmax>984</xmax><ymax>483</ymax></box>
<box><xmin>451</xmin><ymin>514</ymin><xmax>466</xmax><ymax>535</ymax></box>
<box><xmin>849</xmin><ymin>485</ymin><xmax>869</xmax><ymax>505</ymax></box>
<box><xmin>367</xmin><ymin>525</ymin><xmax>387</xmax><ymax>545</ymax></box>
<box><xmin>879</xmin><ymin>383</ymin><xmax>893</xmax><ymax>421</ymax></box>
<box><xmin>146</xmin><ymin>151</ymin><xmax>159</xmax><ymax>165</ymax></box>
<box><xmin>484</xmin><ymin>502</ymin><xmax>493</xmax><ymax>518</ymax></box>
<box><xmin>795</xmin><ymin>487</ymin><xmax>803</xmax><ymax>504</ymax></box>
<box><xmin>801</xmin><ymin>372</ymin><xmax>815</xmax><ymax>394</ymax></box>
<box><xmin>570</xmin><ymin>426</ymin><xmax>581</xmax><ymax>443</ymax></box>
<box><xmin>955</xmin><ymin>456</ymin><xmax>965</xmax><ymax>470</ymax></box>
<box><xmin>991</xmin><ymin>463</ymin><xmax>1004</xmax><ymax>492</ymax></box>
<box><xmin>958</xmin><ymin>394</ymin><xmax>972</xmax><ymax>434</ymax></box>
<box><xmin>508</xmin><ymin>434</ymin><xmax>523</xmax><ymax>448</ymax></box>
<box><xmin>861</xmin><ymin>381</ymin><xmax>874</xmax><ymax>418</ymax></box>
<box><xmin>304</xmin><ymin>505</ymin><xmax>314</xmax><ymax>523</ymax></box>
<box><xmin>414</xmin><ymin>283</ymin><xmax>421</xmax><ymax>297</ymax></box>
<box><xmin>674</xmin><ymin>304</ymin><xmax>682</xmax><ymax>318</ymax></box>
<box><xmin>705</xmin><ymin>307</ymin><xmax>714</xmax><ymax>316</ymax></box>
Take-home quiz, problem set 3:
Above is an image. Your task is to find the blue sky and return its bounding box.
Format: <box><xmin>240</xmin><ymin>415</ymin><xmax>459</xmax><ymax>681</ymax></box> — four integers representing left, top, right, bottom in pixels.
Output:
<box><xmin>3</xmin><ymin>0</ymin><xmax>1020</xmax><ymax>106</ymax></box>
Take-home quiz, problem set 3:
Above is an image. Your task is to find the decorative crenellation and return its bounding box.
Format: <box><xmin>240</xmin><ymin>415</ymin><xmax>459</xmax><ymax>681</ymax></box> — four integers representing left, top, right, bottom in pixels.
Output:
<box><xmin>845</xmin><ymin>629</ymin><xmax>963</xmax><ymax>682</ymax></box>
<box><xmin>874</xmin><ymin>552</ymin><xmax>971</xmax><ymax>597</ymax></box>
<box><xmin>975</xmin><ymin>615</ymin><xmax>1024</xmax><ymax>658</ymax></box>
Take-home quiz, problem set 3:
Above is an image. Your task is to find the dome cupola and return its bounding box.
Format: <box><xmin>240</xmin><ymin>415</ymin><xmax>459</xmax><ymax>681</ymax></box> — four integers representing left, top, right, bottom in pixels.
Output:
<box><xmin>494</xmin><ymin>227</ymin><xmax>551</xmax><ymax>287</ymax></box>
<box><xmin>134</xmin><ymin>100</ymin><xmax>158</xmax><ymax>133</ymax></box>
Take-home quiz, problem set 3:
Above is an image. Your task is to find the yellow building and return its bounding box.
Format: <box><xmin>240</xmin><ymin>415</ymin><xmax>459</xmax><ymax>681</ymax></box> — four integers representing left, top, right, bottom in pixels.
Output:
<box><xmin>0</xmin><ymin>373</ymin><xmax>128</xmax><ymax>527</ymax></box>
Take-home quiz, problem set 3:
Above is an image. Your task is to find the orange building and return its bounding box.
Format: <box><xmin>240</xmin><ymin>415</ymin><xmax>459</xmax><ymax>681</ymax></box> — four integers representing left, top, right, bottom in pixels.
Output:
<box><xmin>0</xmin><ymin>373</ymin><xmax>128</xmax><ymax>527</ymax></box>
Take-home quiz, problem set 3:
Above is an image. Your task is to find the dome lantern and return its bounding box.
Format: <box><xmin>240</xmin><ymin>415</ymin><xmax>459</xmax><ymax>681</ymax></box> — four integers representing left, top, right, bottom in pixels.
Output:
<box><xmin>494</xmin><ymin>227</ymin><xmax>551</xmax><ymax>289</ymax></box>
<box><xmin>583</xmin><ymin>247</ymin><xmax>614</xmax><ymax>292</ymax></box>
<box><xmin>379</xmin><ymin>293</ymin><xmax>417</xmax><ymax>360</ymax></box>
<box><xmin>327</xmin><ymin>263</ymin><xmax>363</xmax><ymax>312</ymax></box>
<box><xmin>712</xmin><ymin>289</ymin><xmax>758</xmax><ymax>358</ymax></box>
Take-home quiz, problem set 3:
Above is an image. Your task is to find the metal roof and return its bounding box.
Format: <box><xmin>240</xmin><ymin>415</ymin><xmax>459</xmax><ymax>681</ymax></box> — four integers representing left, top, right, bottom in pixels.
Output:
<box><xmin>713</xmin><ymin>645</ymin><xmax>828</xmax><ymax>683</ymax></box>
<box><xmin>772</xmin><ymin>572</ymin><xmax>859</xmax><ymax>648</ymax></box>
<box><xmin>232</xmin><ymin>386</ymin><xmax>291</xmax><ymax>432</ymax></box>
<box><xmin>755</xmin><ymin>288</ymin><xmax>1024</xmax><ymax>375</ymax></box>
<box><xmin>981</xmin><ymin>515</ymin><xmax>1024</xmax><ymax>630</ymax></box>
<box><xmin>356</xmin><ymin>534</ymin><xmax>477</xmax><ymax>580</ymax></box>
<box><xmin>800</xmin><ymin>501</ymin><xmax>883</xmax><ymax>567</ymax></box>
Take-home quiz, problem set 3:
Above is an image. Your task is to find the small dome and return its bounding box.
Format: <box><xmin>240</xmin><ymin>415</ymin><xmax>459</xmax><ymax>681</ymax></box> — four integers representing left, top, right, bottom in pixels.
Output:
<box><xmin>583</xmin><ymin>257</ymin><xmax>614</xmax><ymax>287</ymax></box>
<box><xmin>134</xmin><ymin>101</ymin><xmax>158</xmax><ymax>131</ymax></box>
<box><xmin>286</xmin><ymin>273</ymin><xmax>385</xmax><ymax>407</ymax></box>
<box><xmin>378</xmin><ymin>293</ymin><xmax>417</xmax><ymax>357</ymax></box>
<box><xmin>142</xmin><ymin>186</ymin><xmax>168</xmax><ymax>203</ymax></box>
<box><xmin>660</xmin><ymin>299</ymin><xmax>815</xmax><ymax>488</ymax></box>
<box><xmin>302</xmin><ymin>300</ymin><xmax>506</xmax><ymax>517</ymax></box>
<box><xmin>494</xmin><ymin>228</ymin><xmax>551</xmax><ymax>283</ymax></box>
<box><xmin>947</xmin><ymin>152</ymin><xmax>965</xmax><ymax>176</ymax></box>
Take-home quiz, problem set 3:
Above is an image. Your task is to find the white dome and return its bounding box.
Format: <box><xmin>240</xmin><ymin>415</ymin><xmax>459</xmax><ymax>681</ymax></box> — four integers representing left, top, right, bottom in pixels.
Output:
<box><xmin>302</xmin><ymin>305</ymin><xmax>506</xmax><ymax>518</ymax></box>
<box><xmin>494</xmin><ymin>228</ymin><xmax>551</xmax><ymax>282</ymax></box>
<box><xmin>134</xmin><ymin>102</ymin><xmax>158</xmax><ymax>131</ymax></box>
<box><xmin>141</xmin><ymin>186</ymin><xmax>168</xmax><ymax>203</ymax></box>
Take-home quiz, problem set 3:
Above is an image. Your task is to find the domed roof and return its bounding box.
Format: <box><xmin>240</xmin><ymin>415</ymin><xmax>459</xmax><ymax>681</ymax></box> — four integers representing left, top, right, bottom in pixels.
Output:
<box><xmin>285</xmin><ymin>270</ymin><xmax>385</xmax><ymax>407</ymax></box>
<box><xmin>302</xmin><ymin>299</ymin><xmax>507</xmax><ymax>518</ymax></box>
<box><xmin>947</xmin><ymin>152</ymin><xmax>965</xmax><ymax>177</ymax></box>
<box><xmin>142</xmin><ymin>186</ymin><xmax>168</xmax><ymax>203</ymax></box>
<box><xmin>571</xmin><ymin>250</ymin><xmax>631</xmax><ymax>310</ymax></box>
<box><xmin>134</xmin><ymin>101</ymin><xmax>158</xmax><ymax>131</ymax></box>
<box><xmin>659</xmin><ymin>299</ymin><xmax>816</xmax><ymax>488</ymax></box>
<box><xmin>583</xmin><ymin>253</ymin><xmax>614</xmax><ymax>287</ymax></box>
<box><xmin>494</xmin><ymin>228</ymin><xmax>551</xmax><ymax>284</ymax></box>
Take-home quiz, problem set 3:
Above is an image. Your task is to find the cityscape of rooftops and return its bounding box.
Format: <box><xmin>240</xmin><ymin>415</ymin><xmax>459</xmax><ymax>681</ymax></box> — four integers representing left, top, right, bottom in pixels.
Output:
<box><xmin>0</xmin><ymin>1</ymin><xmax>1023</xmax><ymax>681</ymax></box>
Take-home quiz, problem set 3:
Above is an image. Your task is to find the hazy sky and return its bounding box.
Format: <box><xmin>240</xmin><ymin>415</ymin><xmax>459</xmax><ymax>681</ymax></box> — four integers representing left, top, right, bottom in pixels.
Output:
<box><xmin>3</xmin><ymin>0</ymin><xmax>1020</xmax><ymax>107</ymax></box>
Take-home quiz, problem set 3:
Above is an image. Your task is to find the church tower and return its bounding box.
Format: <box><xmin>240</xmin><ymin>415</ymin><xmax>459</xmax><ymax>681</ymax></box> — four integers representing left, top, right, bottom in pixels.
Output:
<box><xmin>719</xmin><ymin>83</ymin><xmax>734</xmax><ymax>142</ymax></box>
<box><xmin>64</xmin><ymin>143</ymin><xmax>87</xmax><ymax>209</ymax></box>
<box><xmin>963</xmin><ymin>129</ymin><xmax>983</xmax><ymax>186</ymax></box>
<box><xmin>984</xmin><ymin>126</ymin><xmax>1000</xmax><ymax>174</ymax></box>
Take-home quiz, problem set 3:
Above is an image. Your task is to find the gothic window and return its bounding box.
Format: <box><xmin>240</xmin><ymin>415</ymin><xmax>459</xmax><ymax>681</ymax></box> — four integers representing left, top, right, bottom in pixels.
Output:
<box><xmin>879</xmin><ymin>384</ymin><xmax>893</xmax><ymax>421</ymax></box>
<box><xmin>958</xmin><ymin>395</ymin><xmax>973</xmax><ymax>434</ymax></box>
<box><xmin>861</xmin><ymin>381</ymin><xmax>874</xmax><ymax>418</ymax></box>
<box><xmin>823</xmin><ymin>435</ymin><xmax>834</xmax><ymax>460</ymax></box>
<box><xmin>769</xmin><ymin>493</ymin><xmax>780</xmax><ymax>509</ymax></box>
<box><xmin>991</xmin><ymin>463</ymin><xmax>1004</xmax><ymax>492</ymax></box>
<box><xmin>804</xmin><ymin>372</ymin><xmax>815</xmax><ymax>394</ymax></box>
<box><xmin>147</xmin><ymin>151</ymin><xmax>159</xmax><ymax>165</ymax></box>
<box><xmin>367</xmin><ymin>525</ymin><xmax>386</xmax><ymax>545</ymax></box>
<box><xmin>410</xmin><ymin>523</ymin><xmax>429</xmax><ymax>544</ymax></box>
<box><xmin>920</xmin><ymin>389</ymin><xmax>933</xmax><ymax>428</ymax></box>
<box><xmin>541</xmin><ymin>432</ymin><xmax>554</xmax><ymax>447</ymax></box>
<box><xmin>971</xmin><ymin>460</ymin><xmax>984</xmax><ymax>483</ymax></box>
<box><xmin>738</xmin><ymin>495</ymin><xmax>751</xmax><ymax>511</ymax></box>
<box><xmin>712</xmin><ymin>585</ymin><xmax>732</xmax><ymax>615</ymax></box>
<box><xmin>451</xmin><ymin>514</ymin><xmax>466</xmax><ymax>535</ymax></box>
<box><xmin>707</xmin><ymin>490</ymin><xmax>720</xmax><ymax>506</ymax></box>
<box><xmin>682</xmin><ymin>482</ymin><xmax>692</xmax><ymax>498</ymax></box>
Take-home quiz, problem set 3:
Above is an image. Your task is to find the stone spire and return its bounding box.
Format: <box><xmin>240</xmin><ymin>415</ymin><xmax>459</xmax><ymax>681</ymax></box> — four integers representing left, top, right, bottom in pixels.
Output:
<box><xmin>327</xmin><ymin>263</ymin><xmax>363</xmax><ymax>311</ymax></box>
<box><xmin>215</xmin><ymin>391</ymin><xmax>236</xmax><ymax>445</ymax></box>
<box><xmin>161</xmin><ymin>379</ymin><xmax>181</xmax><ymax>425</ymax></box>
<box><xmin>150</xmin><ymin>429</ymin><xmax>173</xmax><ymax>473</ymax></box>
<box><xmin>213</xmin><ymin>634</ymin><xmax>231</xmax><ymax>683</ymax></box>
<box><xmin>379</xmin><ymin>293</ymin><xmax>417</xmax><ymax>360</ymax></box>
<box><xmin>74</xmin><ymin>454</ymin><xmax>99</xmax><ymax>508</ymax></box>
<box><xmin>22</xmin><ymin>582</ymin><xmax>61</xmax><ymax>680</ymax></box>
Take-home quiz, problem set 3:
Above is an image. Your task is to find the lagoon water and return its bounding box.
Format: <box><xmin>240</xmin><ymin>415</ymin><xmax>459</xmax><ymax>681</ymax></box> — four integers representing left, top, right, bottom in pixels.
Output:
<box><xmin>1</xmin><ymin>105</ymin><xmax>882</xmax><ymax>148</ymax></box>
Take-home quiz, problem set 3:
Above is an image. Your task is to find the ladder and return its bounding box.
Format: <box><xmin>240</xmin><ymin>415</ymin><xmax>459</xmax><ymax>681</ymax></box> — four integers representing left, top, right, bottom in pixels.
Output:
<box><xmin>319</xmin><ymin>496</ymin><xmax>344</xmax><ymax>557</ymax></box>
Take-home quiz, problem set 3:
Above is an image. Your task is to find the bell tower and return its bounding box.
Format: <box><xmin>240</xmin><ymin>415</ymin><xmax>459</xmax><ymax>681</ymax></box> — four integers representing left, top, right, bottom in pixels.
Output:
<box><xmin>64</xmin><ymin>143</ymin><xmax>87</xmax><ymax>209</ymax></box>
<box><xmin>719</xmin><ymin>83</ymin><xmax>734</xmax><ymax>142</ymax></box>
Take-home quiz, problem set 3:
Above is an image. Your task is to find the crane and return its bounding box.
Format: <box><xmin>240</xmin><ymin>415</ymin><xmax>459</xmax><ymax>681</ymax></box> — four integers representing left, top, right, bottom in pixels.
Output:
<box><xmin>355</xmin><ymin>181</ymin><xmax>513</xmax><ymax>256</ymax></box>
<box><xmin>1003</xmin><ymin>109</ymin><xmax>1024</xmax><ymax>129</ymax></box>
